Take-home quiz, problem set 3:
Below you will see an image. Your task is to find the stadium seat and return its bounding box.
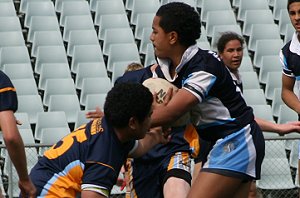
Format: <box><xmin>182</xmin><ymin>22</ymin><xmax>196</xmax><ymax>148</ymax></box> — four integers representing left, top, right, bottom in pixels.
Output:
<box><xmin>0</xmin><ymin>1</ymin><xmax>17</xmax><ymax>17</ymax></box>
<box><xmin>242</xmin><ymin>89</ymin><xmax>267</xmax><ymax>105</ymax></box>
<box><xmin>102</xmin><ymin>27</ymin><xmax>136</xmax><ymax>56</ymax></box>
<box><xmin>34</xmin><ymin>111</ymin><xmax>69</xmax><ymax>141</ymax></box>
<box><xmin>239</xmin><ymin>71</ymin><xmax>260</xmax><ymax>90</ymax></box>
<box><xmin>134</xmin><ymin>13</ymin><xmax>155</xmax><ymax>40</ymax></box>
<box><xmin>288</xmin><ymin>140</ymin><xmax>299</xmax><ymax>169</ymax></box>
<box><xmin>38</xmin><ymin>63</ymin><xmax>72</xmax><ymax>90</ymax></box>
<box><xmin>111</xmin><ymin>61</ymin><xmax>133</xmax><ymax>85</ymax></box>
<box><xmin>271</xmin><ymin>88</ymin><xmax>284</xmax><ymax>118</ymax></box>
<box><xmin>196</xmin><ymin>40</ymin><xmax>211</xmax><ymax>50</ymax></box>
<box><xmin>11</xmin><ymin>78</ymin><xmax>39</xmax><ymax>96</ymax></box>
<box><xmin>106</xmin><ymin>43</ymin><xmax>141</xmax><ymax>72</ymax></box>
<box><xmin>139</xmin><ymin>27</ymin><xmax>153</xmax><ymax>54</ymax></box>
<box><xmin>62</xmin><ymin>15</ymin><xmax>95</xmax><ymax>42</ymax></box>
<box><xmin>27</xmin><ymin>16</ymin><xmax>60</xmax><ymax>43</ymax></box>
<box><xmin>248</xmin><ymin>24</ymin><xmax>281</xmax><ymax>52</ymax></box>
<box><xmin>59</xmin><ymin>1</ymin><xmax>91</xmax><ymax>27</ymax></box>
<box><xmin>273</xmin><ymin>0</ymin><xmax>288</xmax><ymax>21</ymax></box>
<box><xmin>67</xmin><ymin>29</ymin><xmax>99</xmax><ymax>57</ymax></box>
<box><xmin>0</xmin><ymin>16</ymin><xmax>22</xmax><ymax>32</ymax></box>
<box><xmin>48</xmin><ymin>94</ymin><xmax>81</xmax><ymax>123</ymax></box>
<box><xmin>93</xmin><ymin>0</ymin><xmax>126</xmax><ymax>17</ymax></box>
<box><xmin>55</xmin><ymin>0</ymin><xmax>84</xmax><ymax>13</ymax></box>
<box><xmin>239</xmin><ymin>56</ymin><xmax>254</xmax><ymax>72</ymax></box>
<box><xmin>96</xmin><ymin>14</ymin><xmax>130</xmax><ymax>40</ymax></box>
<box><xmin>205</xmin><ymin>10</ymin><xmax>237</xmax><ymax>38</ymax></box>
<box><xmin>17</xmin><ymin>95</ymin><xmax>44</xmax><ymax>124</ymax></box>
<box><xmin>20</xmin><ymin>0</ymin><xmax>51</xmax><ymax>14</ymax></box>
<box><xmin>242</xmin><ymin>9</ymin><xmax>274</xmax><ymax>36</ymax></box>
<box><xmin>253</xmin><ymin>39</ymin><xmax>284</xmax><ymax>68</ymax></box>
<box><xmin>43</xmin><ymin>78</ymin><xmax>77</xmax><ymax>106</ymax></box>
<box><xmin>200</xmin><ymin>0</ymin><xmax>232</xmax><ymax>23</ymax></box>
<box><xmin>0</xmin><ymin>31</ymin><xmax>25</xmax><ymax>48</ymax></box>
<box><xmin>34</xmin><ymin>45</ymin><xmax>68</xmax><ymax>74</ymax></box>
<box><xmin>74</xmin><ymin>110</ymin><xmax>90</xmax><ymax>129</ymax></box>
<box><xmin>31</xmin><ymin>30</ymin><xmax>64</xmax><ymax>57</ymax></box>
<box><xmin>3</xmin><ymin>63</ymin><xmax>34</xmax><ymax>80</ymax></box>
<box><xmin>237</xmin><ymin>0</ymin><xmax>269</xmax><ymax>22</ymax></box>
<box><xmin>256</xmin><ymin>158</ymin><xmax>295</xmax><ymax>190</ymax></box>
<box><xmin>277</xmin><ymin>104</ymin><xmax>298</xmax><ymax>124</ymax></box>
<box><xmin>14</xmin><ymin>112</ymin><xmax>32</xmax><ymax>130</ymax></box>
<box><xmin>130</xmin><ymin>0</ymin><xmax>160</xmax><ymax>25</ymax></box>
<box><xmin>144</xmin><ymin>43</ymin><xmax>156</xmax><ymax>66</ymax></box>
<box><xmin>284</xmin><ymin>23</ymin><xmax>294</xmax><ymax>44</ymax></box>
<box><xmin>75</xmin><ymin>62</ymin><xmax>108</xmax><ymax>90</ymax></box>
<box><xmin>258</xmin><ymin>55</ymin><xmax>282</xmax><ymax>85</ymax></box>
<box><xmin>0</xmin><ymin>46</ymin><xmax>31</xmax><ymax>69</ymax></box>
<box><xmin>265</xmin><ymin>71</ymin><xmax>282</xmax><ymax>101</ymax></box>
<box><xmin>264</xmin><ymin>140</ymin><xmax>288</xmax><ymax>159</ymax></box>
<box><xmin>85</xmin><ymin>93</ymin><xmax>107</xmax><ymax>110</ymax></box>
<box><xmin>70</xmin><ymin>44</ymin><xmax>105</xmax><ymax>74</ymax></box>
<box><xmin>278</xmin><ymin>9</ymin><xmax>290</xmax><ymax>36</ymax></box>
<box><xmin>79</xmin><ymin>77</ymin><xmax>112</xmax><ymax>106</ymax></box>
<box><xmin>24</xmin><ymin>1</ymin><xmax>56</xmax><ymax>28</ymax></box>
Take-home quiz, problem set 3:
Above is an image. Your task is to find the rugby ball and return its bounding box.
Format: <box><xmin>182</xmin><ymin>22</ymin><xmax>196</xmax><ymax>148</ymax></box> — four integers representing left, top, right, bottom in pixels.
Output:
<box><xmin>142</xmin><ymin>78</ymin><xmax>190</xmax><ymax>127</ymax></box>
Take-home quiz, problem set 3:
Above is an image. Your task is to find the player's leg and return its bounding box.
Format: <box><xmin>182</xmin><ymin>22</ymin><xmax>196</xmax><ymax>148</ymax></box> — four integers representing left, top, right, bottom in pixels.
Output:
<box><xmin>163</xmin><ymin>177</ymin><xmax>190</xmax><ymax>198</ymax></box>
<box><xmin>188</xmin><ymin>171</ymin><xmax>251</xmax><ymax>198</ymax></box>
<box><xmin>162</xmin><ymin>152</ymin><xmax>192</xmax><ymax>198</ymax></box>
<box><xmin>247</xmin><ymin>181</ymin><xmax>257</xmax><ymax>198</ymax></box>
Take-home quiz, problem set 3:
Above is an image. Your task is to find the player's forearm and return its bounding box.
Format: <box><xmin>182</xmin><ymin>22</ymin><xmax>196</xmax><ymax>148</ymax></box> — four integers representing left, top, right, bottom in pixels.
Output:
<box><xmin>255</xmin><ymin>117</ymin><xmax>279</xmax><ymax>133</ymax></box>
<box><xmin>5</xmin><ymin>135</ymin><xmax>29</xmax><ymax>181</ymax></box>
<box><xmin>282</xmin><ymin>88</ymin><xmax>300</xmax><ymax>114</ymax></box>
<box><xmin>129</xmin><ymin>132</ymin><xmax>160</xmax><ymax>158</ymax></box>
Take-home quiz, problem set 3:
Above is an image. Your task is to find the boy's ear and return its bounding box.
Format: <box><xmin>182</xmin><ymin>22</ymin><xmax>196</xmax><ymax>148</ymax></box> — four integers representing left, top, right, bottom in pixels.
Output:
<box><xmin>128</xmin><ymin>117</ymin><xmax>138</xmax><ymax>130</ymax></box>
<box><xmin>169</xmin><ymin>31</ymin><xmax>178</xmax><ymax>45</ymax></box>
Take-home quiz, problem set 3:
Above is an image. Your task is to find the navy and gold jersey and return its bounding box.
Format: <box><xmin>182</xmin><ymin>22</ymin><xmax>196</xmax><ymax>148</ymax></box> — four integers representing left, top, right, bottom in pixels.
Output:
<box><xmin>0</xmin><ymin>71</ymin><xmax>17</xmax><ymax>112</ymax></box>
<box><xmin>30</xmin><ymin>117</ymin><xmax>137</xmax><ymax>197</ymax></box>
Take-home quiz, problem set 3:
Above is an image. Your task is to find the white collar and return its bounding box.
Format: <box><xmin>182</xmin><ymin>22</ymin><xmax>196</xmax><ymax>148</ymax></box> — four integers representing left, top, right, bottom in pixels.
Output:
<box><xmin>156</xmin><ymin>45</ymin><xmax>199</xmax><ymax>82</ymax></box>
<box><xmin>289</xmin><ymin>31</ymin><xmax>300</xmax><ymax>56</ymax></box>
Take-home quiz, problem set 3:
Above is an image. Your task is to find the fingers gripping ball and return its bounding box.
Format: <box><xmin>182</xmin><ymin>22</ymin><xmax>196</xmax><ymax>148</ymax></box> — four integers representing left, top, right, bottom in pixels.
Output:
<box><xmin>142</xmin><ymin>78</ymin><xmax>190</xmax><ymax>127</ymax></box>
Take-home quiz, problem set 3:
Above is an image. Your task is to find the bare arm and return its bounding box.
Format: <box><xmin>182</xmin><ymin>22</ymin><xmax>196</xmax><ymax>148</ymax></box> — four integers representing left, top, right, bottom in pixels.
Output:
<box><xmin>255</xmin><ymin>117</ymin><xmax>300</xmax><ymax>135</ymax></box>
<box><xmin>129</xmin><ymin>127</ymin><xmax>170</xmax><ymax>158</ymax></box>
<box><xmin>0</xmin><ymin>110</ymin><xmax>36</xmax><ymax>197</ymax></box>
<box><xmin>151</xmin><ymin>88</ymin><xmax>198</xmax><ymax>127</ymax></box>
<box><xmin>282</xmin><ymin>74</ymin><xmax>300</xmax><ymax>114</ymax></box>
<box><xmin>81</xmin><ymin>190</ymin><xmax>107</xmax><ymax>198</ymax></box>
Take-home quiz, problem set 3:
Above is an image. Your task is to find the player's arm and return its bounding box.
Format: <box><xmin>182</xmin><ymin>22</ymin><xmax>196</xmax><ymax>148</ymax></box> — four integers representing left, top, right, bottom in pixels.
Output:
<box><xmin>255</xmin><ymin>117</ymin><xmax>300</xmax><ymax>135</ymax></box>
<box><xmin>81</xmin><ymin>190</ymin><xmax>107</xmax><ymax>198</ymax></box>
<box><xmin>151</xmin><ymin>88</ymin><xmax>198</xmax><ymax>127</ymax></box>
<box><xmin>282</xmin><ymin>74</ymin><xmax>300</xmax><ymax>113</ymax></box>
<box><xmin>129</xmin><ymin>127</ymin><xmax>170</xmax><ymax>158</ymax></box>
<box><xmin>0</xmin><ymin>110</ymin><xmax>36</xmax><ymax>197</ymax></box>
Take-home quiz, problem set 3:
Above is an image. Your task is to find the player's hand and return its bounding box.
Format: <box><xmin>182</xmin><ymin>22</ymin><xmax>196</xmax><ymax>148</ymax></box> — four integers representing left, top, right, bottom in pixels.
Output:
<box><xmin>152</xmin><ymin>87</ymin><xmax>177</xmax><ymax>109</ymax></box>
<box><xmin>19</xmin><ymin>178</ymin><xmax>36</xmax><ymax>198</ymax></box>
<box><xmin>85</xmin><ymin>106</ymin><xmax>104</xmax><ymax>119</ymax></box>
<box><xmin>148</xmin><ymin>127</ymin><xmax>171</xmax><ymax>144</ymax></box>
<box><xmin>277</xmin><ymin>121</ymin><xmax>300</xmax><ymax>136</ymax></box>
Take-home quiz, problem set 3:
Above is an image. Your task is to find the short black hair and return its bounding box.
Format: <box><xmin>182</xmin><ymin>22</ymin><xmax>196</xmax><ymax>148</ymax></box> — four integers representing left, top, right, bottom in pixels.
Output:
<box><xmin>287</xmin><ymin>0</ymin><xmax>300</xmax><ymax>10</ymax></box>
<box><xmin>104</xmin><ymin>83</ymin><xmax>153</xmax><ymax>128</ymax></box>
<box><xmin>156</xmin><ymin>2</ymin><xmax>201</xmax><ymax>47</ymax></box>
<box><xmin>217</xmin><ymin>31</ymin><xmax>245</xmax><ymax>53</ymax></box>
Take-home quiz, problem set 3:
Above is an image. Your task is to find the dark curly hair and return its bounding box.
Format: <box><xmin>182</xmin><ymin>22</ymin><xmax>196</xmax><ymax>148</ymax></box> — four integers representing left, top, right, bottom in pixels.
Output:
<box><xmin>156</xmin><ymin>2</ymin><xmax>201</xmax><ymax>47</ymax></box>
<box><xmin>217</xmin><ymin>31</ymin><xmax>245</xmax><ymax>53</ymax></box>
<box><xmin>104</xmin><ymin>83</ymin><xmax>153</xmax><ymax>128</ymax></box>
<box><xmin>287</xmin><ymin>0</ymin><xmax>300</xmax><ymax>10</ymax></box>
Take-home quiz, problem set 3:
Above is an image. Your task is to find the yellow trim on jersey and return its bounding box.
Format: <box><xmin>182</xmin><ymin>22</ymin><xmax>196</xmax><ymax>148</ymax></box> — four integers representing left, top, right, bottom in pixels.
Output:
<box><xmin>86</xmin><ymin>161</ymin><xmax>115</xmax><ymax>171</ymax></box>
<box><xmin>0</xmin><ymin>87</ymin><xmax>16</xmax><ymax>93</ymax></box>
<box><xmin>184</xmin><ymin>124</ymin><xmax>200</xmax><ymax>158</ymax></box>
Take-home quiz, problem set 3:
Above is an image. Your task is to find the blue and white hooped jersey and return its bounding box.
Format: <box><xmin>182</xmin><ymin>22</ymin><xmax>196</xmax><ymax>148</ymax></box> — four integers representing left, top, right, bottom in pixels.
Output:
<box><xmin>30</xmin><ymin>117</ymin><xmax>137</xmax><ymax>197</ymax></box>
<box><xmin>280</xmin><ymin>32</ymin><xmax>300</xmax><ymax>100</ymax></box>
<box><xmin>156</xmin><ymin>45</ymin><xmax>254</xmax><ymax>141</ymax></box>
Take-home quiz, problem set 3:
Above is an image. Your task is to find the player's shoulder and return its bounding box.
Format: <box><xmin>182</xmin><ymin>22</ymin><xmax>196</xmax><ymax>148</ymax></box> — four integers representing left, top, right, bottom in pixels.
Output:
<box><xmin>0</xmin><ymin>71</ymin><xmax>14</xmax><ymax>89</ymax></box>
<box><xmin>115</xmin><ymin>66</ymin><xmax>152</xmax><ymax>84</ymax></box>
